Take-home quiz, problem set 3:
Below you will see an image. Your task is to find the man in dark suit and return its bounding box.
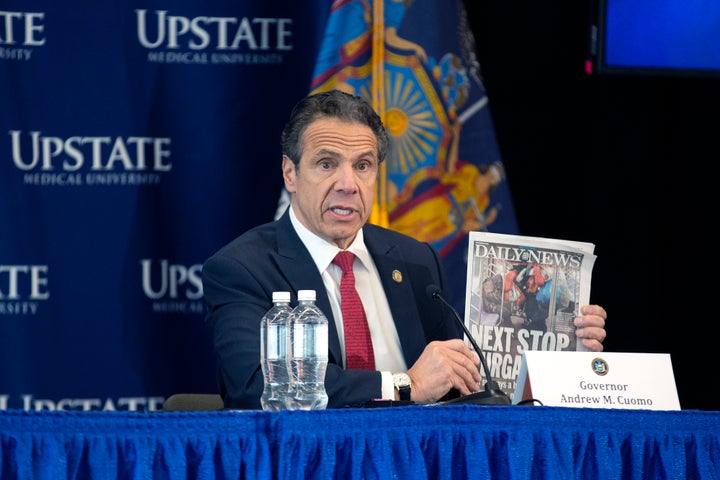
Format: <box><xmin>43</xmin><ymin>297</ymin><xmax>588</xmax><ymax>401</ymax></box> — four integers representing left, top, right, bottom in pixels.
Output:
<box><xmin>202</xmin><ymin>90</ymin><xmax>607</xmax><ymax>410</ymax></box>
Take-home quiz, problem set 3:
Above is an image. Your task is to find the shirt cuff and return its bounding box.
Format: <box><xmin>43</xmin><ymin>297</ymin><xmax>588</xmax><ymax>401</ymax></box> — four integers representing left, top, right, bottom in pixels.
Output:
<box><xmin>380</xmin><ymin>371</ymin><xmax>394</xmax><ymax>400</ymax></box>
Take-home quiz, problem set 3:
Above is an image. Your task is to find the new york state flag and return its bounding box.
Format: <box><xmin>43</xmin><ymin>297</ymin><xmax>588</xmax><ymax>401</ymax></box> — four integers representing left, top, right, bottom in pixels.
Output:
<box><xmin>310</xmin><ymin>0</ymin><xmax>519</xmax><ymax>313</ymax></box>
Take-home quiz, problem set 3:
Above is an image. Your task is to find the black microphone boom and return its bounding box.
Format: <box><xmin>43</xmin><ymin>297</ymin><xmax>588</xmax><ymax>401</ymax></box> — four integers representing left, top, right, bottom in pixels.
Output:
<box><xmin>426</xmin><ymin>284</ymin><xmax>511</xmax><ymax>406</ymax></box>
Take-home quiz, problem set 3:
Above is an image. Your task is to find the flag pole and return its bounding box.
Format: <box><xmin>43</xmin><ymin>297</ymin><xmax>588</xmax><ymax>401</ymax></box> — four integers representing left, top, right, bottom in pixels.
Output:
<box><xmin>370</xmin><ymin>0</ymin><xmax>389</xmax><ymax>228</ymax></box>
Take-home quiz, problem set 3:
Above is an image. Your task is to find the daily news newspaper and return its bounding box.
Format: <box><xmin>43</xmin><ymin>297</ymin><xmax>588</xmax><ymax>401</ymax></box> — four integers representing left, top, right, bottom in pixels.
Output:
<box><xmin>463</xmin><ymin>232</ymin><xmax>597</xmax><ymax>399</ymax></box>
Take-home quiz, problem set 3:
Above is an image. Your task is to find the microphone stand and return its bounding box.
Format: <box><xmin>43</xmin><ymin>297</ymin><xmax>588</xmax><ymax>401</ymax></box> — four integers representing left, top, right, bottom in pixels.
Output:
<box><xmin>431</xmin><ymin>290</ymin><xmax>511</xmax><ymax>406</ymax></box>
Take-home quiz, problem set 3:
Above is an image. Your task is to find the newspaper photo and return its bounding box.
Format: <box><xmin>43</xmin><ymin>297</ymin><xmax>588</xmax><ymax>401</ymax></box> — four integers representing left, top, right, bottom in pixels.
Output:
<box><xmin>463</xmin><ymin>231</ymin><xmax>597</xmax><ymax>399</ymax></box>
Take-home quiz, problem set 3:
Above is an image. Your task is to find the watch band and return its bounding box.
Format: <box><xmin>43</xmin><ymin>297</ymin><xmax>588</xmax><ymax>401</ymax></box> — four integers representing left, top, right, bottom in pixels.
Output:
<box><xmin>397</xmin><ymin>384</ymin><xmax>411</xmax><ymax>401</ymax></box>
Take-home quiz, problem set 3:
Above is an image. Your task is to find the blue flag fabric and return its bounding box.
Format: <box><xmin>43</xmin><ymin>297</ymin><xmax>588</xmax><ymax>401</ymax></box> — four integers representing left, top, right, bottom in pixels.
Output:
<box><xmin>309</xmin><ymin>0</ymin><xmax>519</xmax><ymax>313</ymax></box>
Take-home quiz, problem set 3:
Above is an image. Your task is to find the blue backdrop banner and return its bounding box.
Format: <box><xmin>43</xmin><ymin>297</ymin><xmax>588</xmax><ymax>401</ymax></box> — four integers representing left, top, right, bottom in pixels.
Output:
<box><xmin>0</xmin><ymin>0</ymin><xmax>515</xmax><ymax>411</ymax></box>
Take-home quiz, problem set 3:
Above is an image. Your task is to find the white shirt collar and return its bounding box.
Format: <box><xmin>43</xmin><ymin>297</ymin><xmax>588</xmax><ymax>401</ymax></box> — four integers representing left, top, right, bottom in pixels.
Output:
<box><xmin>288</xmin><ymin>205</ymin><xmax>371</xmax><ymax>272</ymax></box>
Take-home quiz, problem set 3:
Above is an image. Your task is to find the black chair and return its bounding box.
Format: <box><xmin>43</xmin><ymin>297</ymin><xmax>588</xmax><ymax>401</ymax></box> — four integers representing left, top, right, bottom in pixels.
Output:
<box><xmin>161</xmin><ymin>393</ymin><xmax>224</xmax><ymax>411</ymax></box>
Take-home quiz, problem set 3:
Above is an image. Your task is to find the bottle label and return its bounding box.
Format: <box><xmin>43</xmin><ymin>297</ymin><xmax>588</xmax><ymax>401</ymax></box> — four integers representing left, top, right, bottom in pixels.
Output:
<box><xmin>316</xmin><ymin>325</ymin><xmax>328</xmax><ymax>354</ymax></box>
<box><xmin>265</xmin><ymin>325</ymin><xmax>287</xmax><ymax>360</ymax></box>
<box><xmin>267</xmin><ymin>325</ymin><xmax>279</xmax><ymax>359</ymax></box>
<box><xmin>292</xmin><ymin>324</ymin><xmax>328</xmax><ymax>358</ymax></box>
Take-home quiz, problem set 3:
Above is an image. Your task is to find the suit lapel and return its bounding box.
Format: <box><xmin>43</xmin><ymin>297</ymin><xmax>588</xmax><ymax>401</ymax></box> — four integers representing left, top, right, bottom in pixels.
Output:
<box><xmin>364</xmin><ymin>228</ymin><xmax>427</xmax><ymax>366</ymax></box>
<box><xmin>275</xmin><ymin>212</ymin><xmax>343</xmax><ymax>366</ymax></box>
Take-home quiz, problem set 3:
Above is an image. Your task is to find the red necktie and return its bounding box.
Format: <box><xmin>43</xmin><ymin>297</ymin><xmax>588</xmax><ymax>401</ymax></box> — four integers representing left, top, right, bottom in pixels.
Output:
<box><xmin>333</xmin><ymin>251</ymin><xmax>375</xmax><ymax>370</ymax></box>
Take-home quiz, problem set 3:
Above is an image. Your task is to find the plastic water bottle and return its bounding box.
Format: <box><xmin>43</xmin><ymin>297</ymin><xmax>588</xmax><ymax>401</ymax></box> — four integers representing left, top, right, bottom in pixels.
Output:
<box><xmin>260</xmin><ymin>291</ymin><xmax>293</xmax><ymax>411</ymax></box>
<box><xmin>287</xmin><ymin>289</ymin><xmax>329</xmax><ymax>410</ymax></box>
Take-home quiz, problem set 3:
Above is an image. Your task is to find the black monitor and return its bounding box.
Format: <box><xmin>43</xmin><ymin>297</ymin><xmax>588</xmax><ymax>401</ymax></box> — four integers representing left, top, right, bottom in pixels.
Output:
<box><xmin>588</xmin><ymin>0</ymin><xmax>720</xmax><ymax>78</ymax></box>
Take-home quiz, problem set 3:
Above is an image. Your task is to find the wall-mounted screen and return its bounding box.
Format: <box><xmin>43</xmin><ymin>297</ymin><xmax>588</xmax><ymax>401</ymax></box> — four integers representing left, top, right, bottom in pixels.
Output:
<box><xmin>589</xmin><ymin>0</ymin><xmax>720</xmax><ymax>77</ymax></box>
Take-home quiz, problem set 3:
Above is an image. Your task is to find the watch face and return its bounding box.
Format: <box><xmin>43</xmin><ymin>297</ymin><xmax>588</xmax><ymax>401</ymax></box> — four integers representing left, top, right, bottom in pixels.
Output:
<box><xmin>393</xmin><ymin>373</ymin><xmax>411</xmax><ymax>388</ymax></box>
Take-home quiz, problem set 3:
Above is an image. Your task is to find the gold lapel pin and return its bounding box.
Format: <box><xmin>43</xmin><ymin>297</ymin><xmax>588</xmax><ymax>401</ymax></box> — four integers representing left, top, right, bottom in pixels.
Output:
<box><xmin>392</xmin><ymin>270</ymin><xmax>402</xmax><ymax>283</ymax></box>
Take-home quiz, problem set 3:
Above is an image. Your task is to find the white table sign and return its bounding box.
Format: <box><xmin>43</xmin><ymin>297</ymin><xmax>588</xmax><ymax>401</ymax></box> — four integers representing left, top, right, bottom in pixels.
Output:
<box><xmin>513</xmin><ymin>351</ymin><xmax>681</xmax><ymax>410</ymax></box>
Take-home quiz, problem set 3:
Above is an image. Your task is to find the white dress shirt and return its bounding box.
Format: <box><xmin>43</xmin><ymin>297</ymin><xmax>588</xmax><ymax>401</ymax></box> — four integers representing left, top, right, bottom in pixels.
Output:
<box><xmin>289</xmin><ymin>206</ymin><xmax>406</xmax><ymax>400</ymax></box>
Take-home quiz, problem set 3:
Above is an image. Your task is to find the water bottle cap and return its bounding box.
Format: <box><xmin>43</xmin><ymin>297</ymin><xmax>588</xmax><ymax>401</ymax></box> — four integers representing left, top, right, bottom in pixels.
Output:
<box><xmin>297</xmin><ymin>289</ymin><xmax>316</xmax><ymax>301</ymax></box>
<box><xmin>272</xmin><ymin>291</ymin><xmax>291</xmax><ymax>302</ymax></box>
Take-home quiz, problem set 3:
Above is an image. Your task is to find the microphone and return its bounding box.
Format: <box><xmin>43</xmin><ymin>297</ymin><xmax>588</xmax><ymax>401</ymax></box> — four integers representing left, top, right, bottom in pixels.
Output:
<box><xmin>426</xmin><ymin>284</ymin><xmax>512</xmax><ymax>406</ymax></box>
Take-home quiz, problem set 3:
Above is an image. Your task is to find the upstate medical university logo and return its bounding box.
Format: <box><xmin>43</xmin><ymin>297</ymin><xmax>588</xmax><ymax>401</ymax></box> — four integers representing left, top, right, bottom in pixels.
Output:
<box><xmin>0</xmin><ymin>264</ymin><xmax>49</xmax><ymax>315</ymax></box>
<box><xmin>135</xmin><ymin>9</ymin><xmax>293</xmax><ymax>65</ymax></box>
<box><xmin>9</xmin><ymin>131</ymin><xmax>172</xmax><ymax>187</ymax></box>
<box><xmin>0</xmin><ymin>10</ymin><xmax>45</xmax><ymax>61</ymax></box>
<box><xmin>140</xmin><ymin>259</ymin><xmax>205</xmax><ymax>314</ymax></box>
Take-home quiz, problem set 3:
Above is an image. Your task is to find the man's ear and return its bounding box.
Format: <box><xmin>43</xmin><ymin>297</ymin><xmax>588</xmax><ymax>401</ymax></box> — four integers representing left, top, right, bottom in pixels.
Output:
<box><xmin>282</xmin><ymin>155</ymin><xmax>296</xmax><ymax>192</ymax></box>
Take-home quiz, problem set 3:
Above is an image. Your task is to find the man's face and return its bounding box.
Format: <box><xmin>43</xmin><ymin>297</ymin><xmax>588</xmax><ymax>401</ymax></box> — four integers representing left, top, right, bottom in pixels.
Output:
<box><xmin>283</xmin><ymin>117</ymin><xmax>379</xmax><ymax>249</ymax></box>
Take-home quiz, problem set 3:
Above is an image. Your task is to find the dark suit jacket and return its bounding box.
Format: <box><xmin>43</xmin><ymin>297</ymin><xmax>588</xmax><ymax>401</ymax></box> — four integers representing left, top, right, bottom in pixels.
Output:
<box><xmin>202</xmin><ymin>210</ymin><xmax>461</xmax><ymax>409</ymax></box>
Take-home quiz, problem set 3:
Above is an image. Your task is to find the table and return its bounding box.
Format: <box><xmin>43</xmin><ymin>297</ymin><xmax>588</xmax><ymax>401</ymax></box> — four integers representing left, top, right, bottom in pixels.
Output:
<box><xmin>0</xmin><ymin>405</ymin><xmax>718</xmax><ymax>479</ymax></box>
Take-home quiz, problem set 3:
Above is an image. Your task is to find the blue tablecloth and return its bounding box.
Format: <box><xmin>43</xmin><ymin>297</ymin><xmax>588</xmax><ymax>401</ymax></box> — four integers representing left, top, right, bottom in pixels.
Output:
<box><xmin>1</xmin><ymin>405</ymin><xmax>718</xmax><ymax>479</ymax></box>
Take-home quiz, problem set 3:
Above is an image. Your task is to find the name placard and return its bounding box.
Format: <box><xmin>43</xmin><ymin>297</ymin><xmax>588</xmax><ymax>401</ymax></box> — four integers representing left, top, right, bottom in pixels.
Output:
<box><xmin>513</xmin><ymin>351</ymin><xmax>681</xmax><ymax>410</ymax></box>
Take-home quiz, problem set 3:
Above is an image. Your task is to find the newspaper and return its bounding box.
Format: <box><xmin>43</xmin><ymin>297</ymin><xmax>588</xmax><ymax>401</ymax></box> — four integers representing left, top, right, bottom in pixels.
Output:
<box><xmin>463</xmin><ymin>231</ymin><xmax>597</xmax><ymax>399</ymax></box>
